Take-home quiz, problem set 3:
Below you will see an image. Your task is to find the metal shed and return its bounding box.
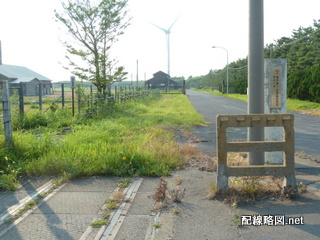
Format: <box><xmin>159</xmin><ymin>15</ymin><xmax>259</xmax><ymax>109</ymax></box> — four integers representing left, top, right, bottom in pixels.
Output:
<box><xmin>145</xmin><ymin>71</ymin><xmax>178</xmax><ymax>90</ymax></box>
<box><xmin>0</xmin><ymin>64</ymin><xmax>53</xmax><ymax>96</ymax></box>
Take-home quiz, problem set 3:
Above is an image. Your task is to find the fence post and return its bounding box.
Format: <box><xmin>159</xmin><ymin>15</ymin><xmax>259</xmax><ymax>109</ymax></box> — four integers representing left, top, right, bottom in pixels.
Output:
<box><xmin>90</xmin><ymin>85</ymin><xmax>93</xmax><ymax>107</ymax></box>
<box><xmin>61</xmin><ymin>83</ymin><xmax>65</xmax><ymax>108</ymax></box>
<box><xmin>78</xmin><ymin>87</ymin><xmax>81</xmax><ymax>114</ymax></box>
<box><xmin>182</xmin><ymin>80</ymin><xmax>186</xmax><ymax>95</ymax></box>
<box><xmin>19</xmin><ymin>82</ymin><xmax>24</xmax><ymax>115</ymax></box>
<box><xmin>2</xmin><ymin>81</ymin><xmax>13</xmax><ymax>148</ymax></box>
<box><xmin>119</xmin><ymin>86</ymin><xmax>122</xmax><ymax>104</ymax></box>
<box><xmin>39</xmin><ymin>83</ymin><xmax>43</xmax><ymax>111</ymax></box>
<box><xmin>71</xmin><ymin>77</ymin><xmax>75</xmax><ymax>117</ymax></box>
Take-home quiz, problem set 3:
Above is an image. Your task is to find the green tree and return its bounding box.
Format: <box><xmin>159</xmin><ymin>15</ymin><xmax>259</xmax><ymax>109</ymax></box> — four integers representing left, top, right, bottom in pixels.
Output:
<box><xmin>188</xmin><ymin>19</ymin><xmax>320</xmax><ymax>100</ymax></box>
<box><xmin>203</xmin><ymin>70</ymin><xmax>216</xmax><ymax>89</ymax></box>
<box><xmin>288</xmin><ymin>64</ymin><xmax>320</xmax><ymax>102</ymax></box>
<box><xmin>55</xmin><ymin>0</ymin><xmax>131</xmax><ymax>95</ymax></box>
<box><xmin>185</xmin><ymin>76</ymin><xmax>205</xmax><ymax>89</ymax></box>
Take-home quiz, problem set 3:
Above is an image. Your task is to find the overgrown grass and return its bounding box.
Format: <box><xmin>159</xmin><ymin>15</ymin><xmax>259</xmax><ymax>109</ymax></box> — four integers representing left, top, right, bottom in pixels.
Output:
<box><xmin>0</xmin><ymin>94</ymin><xmax>205</xmax><ymax>189</ymax></box>
<box><xmin>286</xmin><ymin>98</ymin><xmax>320</xmax><ymax>113</ymax></box>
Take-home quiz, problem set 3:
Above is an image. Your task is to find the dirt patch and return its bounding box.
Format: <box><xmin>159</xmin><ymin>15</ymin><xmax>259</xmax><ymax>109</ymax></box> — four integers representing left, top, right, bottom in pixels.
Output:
<box><xmin>180</xmin><ymin>143</ymin><xmax>250</xmax><ymax>173</ymax></box>
<box><xmin>180</xmin><ymin>143</ymin><xmax>216</xmax><ymax>172</ymax></box>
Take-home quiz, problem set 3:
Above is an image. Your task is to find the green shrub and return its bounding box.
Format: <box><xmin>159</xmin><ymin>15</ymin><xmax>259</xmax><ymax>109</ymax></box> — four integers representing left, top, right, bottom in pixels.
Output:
<box><xmin>12</xmin><ymin>111</ymin><xmax>48</xmax><ymax>130</ymax></box>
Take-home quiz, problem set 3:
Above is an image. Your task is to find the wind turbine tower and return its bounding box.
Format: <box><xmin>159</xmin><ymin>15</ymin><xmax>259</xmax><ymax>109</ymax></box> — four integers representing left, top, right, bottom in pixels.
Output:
<box><xmin>150</xmin><ymin>18</ymin><xmax>179</xmax><ymax>76</ymax></box>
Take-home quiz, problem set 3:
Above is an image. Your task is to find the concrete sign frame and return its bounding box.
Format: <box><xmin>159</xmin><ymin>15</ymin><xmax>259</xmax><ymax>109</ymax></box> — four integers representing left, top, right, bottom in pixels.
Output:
<box><xmin>264</xmin><ymin>59</ymin><xmax>287</xmax><ymax>164</ymax></box>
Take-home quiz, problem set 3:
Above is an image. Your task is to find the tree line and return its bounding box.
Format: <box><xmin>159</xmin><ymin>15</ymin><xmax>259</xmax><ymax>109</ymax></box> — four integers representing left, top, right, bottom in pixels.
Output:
<box><xmin>186</xmin><ymin>20</ymin><xmax>320</xmax><ymax>103</ymax></box>
<box><xmin>55</xmin><ymin>1</ymin><xmax>319</xmax><ymax>103</ymax></box>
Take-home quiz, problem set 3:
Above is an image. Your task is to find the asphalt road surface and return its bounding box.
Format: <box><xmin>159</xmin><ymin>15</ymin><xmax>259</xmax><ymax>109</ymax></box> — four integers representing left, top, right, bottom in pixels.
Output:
<box><xmin>186</xmin><ymin>89</ymin><xmax>320</xmax><ymax>160</ymax></box>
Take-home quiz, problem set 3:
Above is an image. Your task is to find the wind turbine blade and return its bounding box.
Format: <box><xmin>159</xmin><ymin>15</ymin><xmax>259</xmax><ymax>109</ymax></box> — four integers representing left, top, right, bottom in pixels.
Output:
<box><xmin>148</xmin><ymin>21</ymin><xmax>168</xmax><ymax>33</ymax></box>
<box><xmin>168</xmin><ymin>16</ymin><xmax>180</xmax><ymax>32</ymax></box>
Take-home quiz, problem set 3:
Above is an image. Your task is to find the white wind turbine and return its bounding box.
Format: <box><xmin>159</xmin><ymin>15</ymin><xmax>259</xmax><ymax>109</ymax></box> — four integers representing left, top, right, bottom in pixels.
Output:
<box><xmin>150</xmin><ymin>17</ymin><xmax>179</xmax><ymax>76</ymax></box>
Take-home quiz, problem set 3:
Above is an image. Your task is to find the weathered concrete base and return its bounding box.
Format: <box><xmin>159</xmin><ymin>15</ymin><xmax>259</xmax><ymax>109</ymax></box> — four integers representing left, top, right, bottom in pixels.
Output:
<box><xmin>216</xmin><ymin>114</ymin><xmax>296</xmax><ymax>191</ymax></box>
<box><xmin>216</xmin><ymin>169</ymin><xmax>228</xmax><ymax>191</ymax></box>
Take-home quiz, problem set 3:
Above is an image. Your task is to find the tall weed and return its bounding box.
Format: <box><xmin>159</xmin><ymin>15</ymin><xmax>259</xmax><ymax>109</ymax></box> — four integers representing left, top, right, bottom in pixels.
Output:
<box><xmin>1</xmin><ymin>94</ymin><xmax>205</xmax><ymax>189</ymax></box>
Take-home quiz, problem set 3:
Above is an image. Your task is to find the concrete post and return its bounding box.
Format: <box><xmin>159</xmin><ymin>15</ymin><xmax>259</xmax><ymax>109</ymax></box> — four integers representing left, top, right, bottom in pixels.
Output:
<box><xmin>19</xmin><ymin>82</ymin><xmax>24</xmax><ymax>115</ymax></box>
<box><xmin>2</xmin><ymin>81</ymin><xmax>13</xmax><ymax>148</ymax></box>
<box><xmin>71</xmin><ymin>76</ymin><xmax>76</xmax><ymax>116</ymax></box>
<box><xmin>39</xmin><ymin>83</ymin><xmax>43</xmax><ymax>111</ymax></box>
<box><xmin>264</xmin><ymin>59</ymin><xmax>287</xmax><ymax>164</ymax></box>
<box><xmin>61</xmin><ymin>83</ymin><xmax>65</xmax><ymax>108</ymax></box>
<box><xmin>248</xmin><ymin>0</ymin><xmax>265</xmax><ymax>165</ymax></box>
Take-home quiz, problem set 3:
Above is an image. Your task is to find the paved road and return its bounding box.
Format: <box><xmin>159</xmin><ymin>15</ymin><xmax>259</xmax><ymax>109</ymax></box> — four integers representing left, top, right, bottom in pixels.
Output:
<box><xmin>1</xmin><ymin>168</ymin><xmax>319</xmax><ymax>240</ymax></box>
<box><xmin>186</xmin><ymin>89</ymin><xmax>320</xmax><ymax>159</ymax></box>
<box><xmin>0</xmin><ymin>90</ymin><xmax>320</xmax><ymax>240</ymax></box>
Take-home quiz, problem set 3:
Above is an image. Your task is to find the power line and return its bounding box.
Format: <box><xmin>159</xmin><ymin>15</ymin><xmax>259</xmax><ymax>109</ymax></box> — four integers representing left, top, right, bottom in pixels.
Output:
<box><xmin>229</xmin><ymin>65</ymin><xmax>247</xmax><ymax>70</ymax></box>
<box><xmin>280</xmin><ymin>28</ymin><xmax>320</xmax><ymax>47</ymax></box>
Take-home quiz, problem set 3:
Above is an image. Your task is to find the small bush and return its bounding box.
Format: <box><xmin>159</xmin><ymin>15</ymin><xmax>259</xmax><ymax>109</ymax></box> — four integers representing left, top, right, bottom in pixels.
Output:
<box><xmin>0</xmin><ymin>173</ymin><xmax>20</xmax><ymax>191</ymax></box>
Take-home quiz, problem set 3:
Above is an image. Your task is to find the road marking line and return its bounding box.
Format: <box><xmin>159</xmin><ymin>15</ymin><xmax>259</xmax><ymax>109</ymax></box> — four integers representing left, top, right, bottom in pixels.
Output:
<box><xmin>144</xmin><ymin>211</ymin><xmax>161</xmax><ymax>240</ymax></box>
<box><xmin>0</xmin><ymin>179</ymin><xmax>53</xmax><ymax>225</ymax></box>
<box><xmin>80</xmin><ymin>184</ymin><xmax>123</xmax><ymax>240</ymax></box>
<box><xmin>100</xmin><ymin>178</ymin><xmax>143</xmax><ymax>240</ymax></box>
<box><xmin>0</xmin><ymin>182</ymin><xmax>66</xmax><ymax>238</ymax></box>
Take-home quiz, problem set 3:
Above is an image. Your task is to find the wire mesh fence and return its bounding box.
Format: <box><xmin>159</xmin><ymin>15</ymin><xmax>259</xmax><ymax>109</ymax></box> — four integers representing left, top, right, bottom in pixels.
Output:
<box><xmin>0</xmin><ymin>82</ymin><xmax>162</xmax><ymax>115</ymax></box>
<box><xmin>1</xmin><ymin>81</ymin><xmax>186</xmax><ymax>114</ymax></box>
<box><xmin>0</xmin><ymin>80</ymin><xmax>185</xmax><ymax>146</ymax></box>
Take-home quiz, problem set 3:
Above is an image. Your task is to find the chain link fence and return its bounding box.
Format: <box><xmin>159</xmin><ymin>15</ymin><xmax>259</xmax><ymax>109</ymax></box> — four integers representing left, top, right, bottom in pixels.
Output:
<box><xmin>1</xmin><ymin>80</ymin><xmax>187</xmax><ymax>147</ymax></box>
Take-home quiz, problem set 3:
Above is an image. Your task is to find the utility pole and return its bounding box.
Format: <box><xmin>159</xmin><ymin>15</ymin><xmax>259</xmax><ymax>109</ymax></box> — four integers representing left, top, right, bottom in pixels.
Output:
<box><xmin>248</xmin><ymin>0</ymin><xmax>264</xmax><ymax>165</ymax></box>
<box><xmin>212</xmin><ymin>46</ymin><xmax>229</xmax><ymax>94</ymax></box>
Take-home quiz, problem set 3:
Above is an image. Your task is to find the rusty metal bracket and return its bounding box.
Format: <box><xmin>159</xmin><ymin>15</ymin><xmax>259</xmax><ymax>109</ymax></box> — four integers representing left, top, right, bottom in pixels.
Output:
<box><xmin>216</xmin><ymin>113</ymin><xmax>296</xmax><ymax>190</ymax></box>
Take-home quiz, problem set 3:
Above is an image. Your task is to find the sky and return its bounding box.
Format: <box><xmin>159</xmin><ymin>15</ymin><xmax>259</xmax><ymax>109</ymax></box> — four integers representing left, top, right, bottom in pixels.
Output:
<box><xmin>0</xmin><ymin>0</ymin><xmax>320</xmax><ymax>82</ymax></box>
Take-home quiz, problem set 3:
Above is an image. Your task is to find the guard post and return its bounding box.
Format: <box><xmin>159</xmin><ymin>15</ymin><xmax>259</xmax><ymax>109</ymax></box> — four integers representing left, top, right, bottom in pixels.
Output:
<box><xmin>216</xmin><ymin>113</ymin><xmax>296</xmax><ymax>191</ymax></box>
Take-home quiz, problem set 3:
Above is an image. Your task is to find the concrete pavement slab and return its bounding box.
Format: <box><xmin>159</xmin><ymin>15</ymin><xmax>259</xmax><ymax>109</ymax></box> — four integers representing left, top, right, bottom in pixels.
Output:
<box><xmin>114</xmin><ymin>215</ymin><xmax>153</xmax><ymax>240</ymax></box>
<box><xmin>0</xmin><ymin>176</ymin><xmax>118</xmax><ymax>240</ymax></box>
<box><xmin>1</xmin><ymin>213</ymin><xmax>97</xmax><ymax>240</ymax></box>
<box><xmin>154</xmin><ymin>168</ymin><xmax>241</xmax><ymax>240</ymax></box>
<box><xmin>0</xmin><ymin>176</ymin><xmax>51</xmax><ymax>218</ymax></box>
<box><xmin>108</xmin><ymin>178</ymin><xmax>158</xmax><ymax>240</ymax></box>
<box><xmin>237</xmin><ymin>194</ymin><xmax>320</xmax><ymax>240</ymax></box>
<box><xmin>152</xmin><ymin>167</ymin><xmax>320</xmax><ymax>240</ymax></box>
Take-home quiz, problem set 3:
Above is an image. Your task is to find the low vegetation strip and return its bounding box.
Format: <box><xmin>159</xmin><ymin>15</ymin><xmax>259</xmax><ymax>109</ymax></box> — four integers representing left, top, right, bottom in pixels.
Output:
<box><xmin>0</xmin><ymin>94</ymin><xmax>205</xmax><ymax>190</ymax></box>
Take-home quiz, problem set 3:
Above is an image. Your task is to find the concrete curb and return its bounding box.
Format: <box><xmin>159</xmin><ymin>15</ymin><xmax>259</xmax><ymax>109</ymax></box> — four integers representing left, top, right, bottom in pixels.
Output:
<box><xmin>307</xmin><ymin>182</ymin><xmax>320</xmax><ymax>197</ymax></box>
